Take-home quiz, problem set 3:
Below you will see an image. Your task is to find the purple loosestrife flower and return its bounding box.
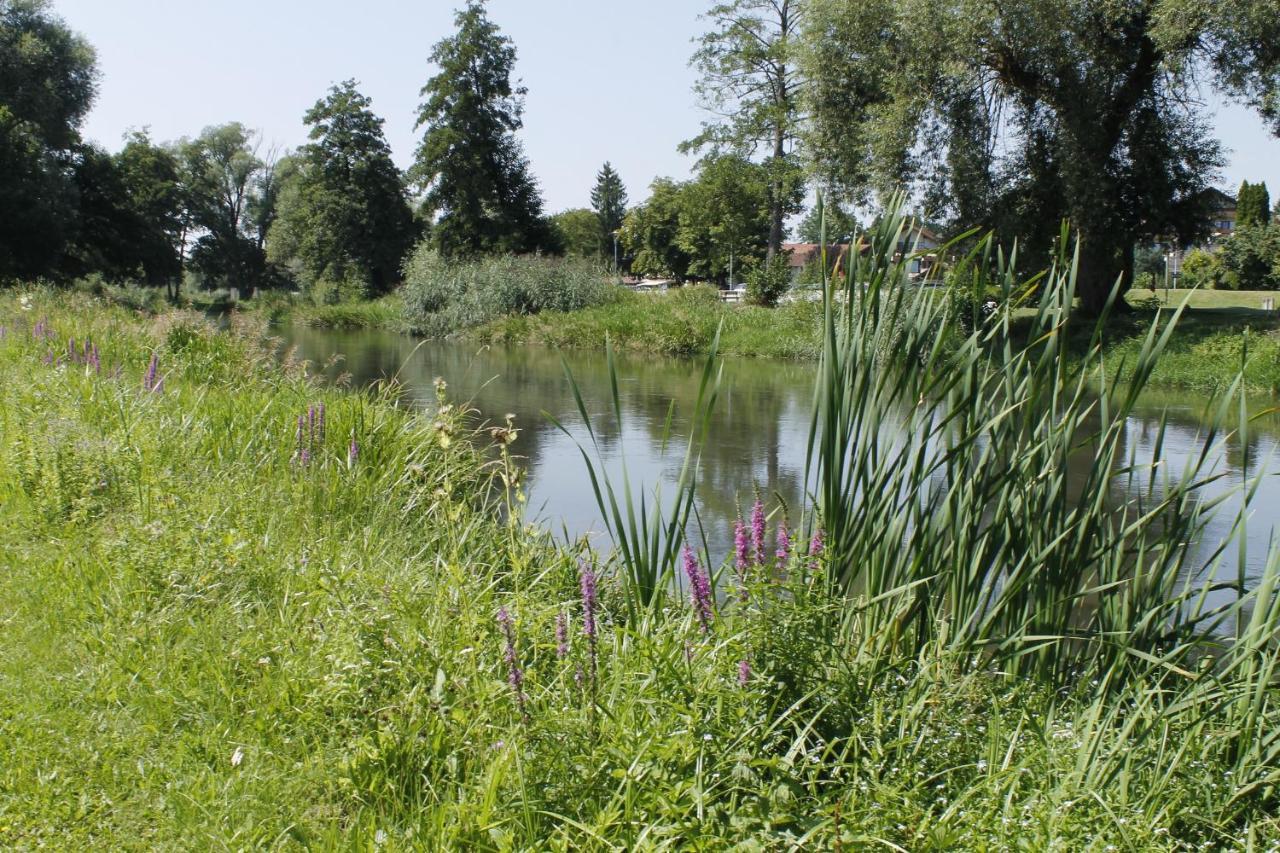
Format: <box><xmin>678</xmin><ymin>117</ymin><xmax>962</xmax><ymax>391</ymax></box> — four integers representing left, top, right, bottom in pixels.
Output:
<box><xmin>67</xmin><ymin>337</ymin><xmax>76</xmax><ymax>362</ymax></box>
<box><xmin>555</xmin><ymin>611</ymin><xmax>569</xmax><ymax>659</ymax></box>
<box><xmin>317</xmin><ymin>402</ymin><xmax>326</xmax><ymax>444</ymax></box>
<box><xmin>143</xmin><ymin>353</ymin><xmax>159</xmax><ymax>392</ymax></box>
<box><xmin>684</xmin><ymin>547</ymin><xmax>714</xmax><ymax>633</ymax></box>
<box><xmin>776</xmin><ymin>522</ymin><xmax>791</xmax><ymax>565</ymax></box>
<box><xmin>738</xmin><ymin>659</ymin><xmax>752</xmax><ymax>687</ymax></box>
<box><xmin>496</xmin><ymin>607</ymin><xmax>528</xmax><ymax>718</ymax></box>
<box><xmin>750</xmin><ymin>500</ymin><xmax>766</xmax><ymax>566</ymax></box>
<box><xmin>296</xmin><ymin>415</ymin><xmax>306</xmax><ymax>461</ymax></box>
<box><xmin>347</xmin><ymin>437</ymin><xmax>359</xmax><ymax>467</ymax></box>
<box><xmin>809</xmin><ymin>528</ymin><xmax>824</xmax><ymax>557</ymax></box>
<box><xmin>307</xmin><ymin>405</ymin><xmax>316</xmax><ymax>451</ymax></box>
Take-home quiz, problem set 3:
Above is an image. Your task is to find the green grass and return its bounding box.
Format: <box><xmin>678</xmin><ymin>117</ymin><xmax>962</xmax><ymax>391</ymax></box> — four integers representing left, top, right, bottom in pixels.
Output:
<box><xmin>291</xmin><ymin>294</ymin><xmax>406</xmax><ymax>330</ymax></box>
<box><xmin>474</xmin><ymin>285</ymin><xmax>825</xmax><ymax>359</ymax></box>
<box><xmin>2</xmin><ymin>288</ymin><xmax>1280</xmax><ymax>847</ymax></box>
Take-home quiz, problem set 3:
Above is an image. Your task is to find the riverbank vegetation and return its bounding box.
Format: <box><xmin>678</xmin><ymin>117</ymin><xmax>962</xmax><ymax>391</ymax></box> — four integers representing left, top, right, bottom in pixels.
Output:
<box><xmin>474</xmin><ymin>285</ymin><xmax>823</xmax><ymax>358</ymax></box>
<box><xmin>7</xmin><ymin>212</ymin><xmax>1280</xmax><ymax>845</ymax></box>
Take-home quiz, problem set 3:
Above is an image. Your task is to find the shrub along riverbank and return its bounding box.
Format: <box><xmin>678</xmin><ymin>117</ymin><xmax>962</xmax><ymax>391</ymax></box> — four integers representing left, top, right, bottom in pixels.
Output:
<box><xmin>4</xmin><ymin>217</ymin><xmax>1280</xmax><ymax>846</ymax></box>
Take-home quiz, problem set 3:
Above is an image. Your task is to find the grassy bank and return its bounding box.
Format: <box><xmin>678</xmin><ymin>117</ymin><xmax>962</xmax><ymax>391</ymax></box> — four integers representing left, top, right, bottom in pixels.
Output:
<box><xmin>474</xmin><ymin>285</ymin><xmax>825</xmax><ymax>359</ymax></box>
<box><xmin>4</xmin><ymin>286</ymin><xmax>1279</xmax><ymax>847</ymax></box>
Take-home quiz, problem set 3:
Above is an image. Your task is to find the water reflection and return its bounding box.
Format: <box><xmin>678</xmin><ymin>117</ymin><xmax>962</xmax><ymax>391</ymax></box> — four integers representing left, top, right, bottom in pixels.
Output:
<box><xmin>279</xmin><ymin>326</ymin><xmax>1279</xmax><ymax>575</ymax></box>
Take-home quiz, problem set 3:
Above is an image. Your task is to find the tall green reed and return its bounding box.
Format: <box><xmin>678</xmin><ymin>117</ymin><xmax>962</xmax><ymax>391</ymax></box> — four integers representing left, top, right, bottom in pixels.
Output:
<box><xmin>550</xmin><ymin>333</ymin><xmax>722</xmax><ymax>613</ymax></box>
<box><xmin>806</xmin><ymin>192</ymin><xmax>1271</xmax><ymax>686</ymax></box>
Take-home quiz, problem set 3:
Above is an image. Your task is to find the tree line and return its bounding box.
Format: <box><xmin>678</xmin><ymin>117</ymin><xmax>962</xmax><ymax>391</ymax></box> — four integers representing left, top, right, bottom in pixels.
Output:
<box><xmin>2</xmin><ymin>0</ymin><xmax>1278</xmax><ymax>310</ymax></box>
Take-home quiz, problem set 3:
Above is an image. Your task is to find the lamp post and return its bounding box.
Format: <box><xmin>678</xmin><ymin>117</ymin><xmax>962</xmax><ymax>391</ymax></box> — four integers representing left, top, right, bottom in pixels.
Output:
<box><xmin>613</xmin><ymin>231</ymin><xmax>620</xmax><ymax>280</ymax></box>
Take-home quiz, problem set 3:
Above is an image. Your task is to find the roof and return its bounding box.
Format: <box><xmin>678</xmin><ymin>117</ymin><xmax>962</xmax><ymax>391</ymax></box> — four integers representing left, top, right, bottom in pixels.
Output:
<box><xmin>782</xmin><ymin>243</ymin><xmax>852</xmax><ymax>269</ymax></box>
<box><xmin>1202</xmin><ymin>188</ymin><xmax>1237</xmax><ymax>211</ymax></box>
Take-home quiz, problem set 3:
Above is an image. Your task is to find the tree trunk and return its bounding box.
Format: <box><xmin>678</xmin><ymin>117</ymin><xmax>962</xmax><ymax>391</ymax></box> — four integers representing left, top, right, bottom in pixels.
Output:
<box><xmin>765</xmin><ymin>125</ymin><xmax>786</xmax><ymax>262</ymax></box>
<box><xmin>1075</xmin><ymin>225</ymin><xmax>1132</xmax><ymax>317</ymax></box>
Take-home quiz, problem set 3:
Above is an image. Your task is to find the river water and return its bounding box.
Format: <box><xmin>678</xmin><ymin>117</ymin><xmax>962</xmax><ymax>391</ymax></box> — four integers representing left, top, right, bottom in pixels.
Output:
<box><xmin>280</xmin><ymin>326</ymin><xmax>1280</xmax><ymax>577</ymax></box>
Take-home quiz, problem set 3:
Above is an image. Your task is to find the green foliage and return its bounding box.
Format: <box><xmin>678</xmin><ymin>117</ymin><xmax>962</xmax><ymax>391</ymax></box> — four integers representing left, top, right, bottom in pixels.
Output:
<box><xmin>589</xmin><ymin>162</ymin><xmax>627</xmax><ymax>259</ymax></box>
<box><xmin>550</xmin><ymin>208</ymin><xmax>602</xmax><ymax>259</ymax></box>
<box><xmin>1221</xmin><ymin>221</ymin><xmax>1280</xmax><ymax>290</ymax></box>
<box><xmin>269</xmin><ymin>81</ymin><xmax>416</xmax><ymax>300</ymax></box>
<box><xmin>400</xmin><ymin>246</ymin><xmax>613</xmax><ymax>335</ymax></box>
<box><xmin>745</xmin><ymin>252</ymin><xmax>791</xmax><ymax>306</ymax></box>
<box><xmin>1238</xmin><ymin>180</ymin><xmax>1273</xmax><ymax>229</ymax></box>
<box><xmin>1180</xmin><ymin>247</ymin><xmax>1227</xmax><ymax>289</ymax></box>
<box><xmin>619</xmin><ymin>178</ymin><xmax>692</xmax><ymax>279</ymax></box>
<box><xmin>796</xmin><ymin>198</ymin><xmax>858</xmax><ymax>243</ymax></box>
<box><xmin>619</xmin><ymin>156</ymin><xmax>787</xmax><ymax>284</ymax></box>
<box><xmin>6</xmin><ymin>287</ymin><xmax>1280</xmax><ymax>846</ymax></box>
<box><xmin>0</xmin><ymin>1</ymin><xmax>96</xmax><ymax>280</ymax></box>
<box><xmin>409</xmin><ymin>0</ymin><xmax>556</xmax><ymax>257</ymax></box>
<box><xmin>798</xmin><ymin>0</ymin><xmax>1258</xmax><ymax>312</ymax></box>
<box><xmin>178</xmin><ymin>123</ymin><xmax>276</xmax><ymax>292</ymax></box>
<box><xmin>475</xmin><ymin>286</ymin><xmax>824</xmax><ymax>358</ymax></box>
<box><xmin>686</xmin><ymin>0</ymin><xmax>805</xmax><ymax>257</ymax></box>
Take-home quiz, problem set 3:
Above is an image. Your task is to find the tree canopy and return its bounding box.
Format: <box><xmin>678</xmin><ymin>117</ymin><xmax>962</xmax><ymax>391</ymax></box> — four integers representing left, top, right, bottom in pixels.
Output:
<box><xmin>179</xmin><ymin>123</ymin><xmax>277</xmax><ymax>292</ymax></box>
<box><xmin>270</xmin><ymin>81</ymin><xmax>416</xmax><ymax>299</ymax></box>
<box><xmin>0</xmin><ymin>0</ymin><xmax>97</xmax><ymax>279</ymax></box>
<box><xmin>620</xmin><ymin>155</ymin><xmax>781</xmax><ymax>283</ymax></box>
<box><xmin>410</xmin><ymin>0</ymin><xmax>555</xmax><ymax>257</ymax></box>
<box><xmin>800</xmin><ymin>0</ymin><xmax>1280</xmax><ymax>312</ymax></box>
<box><xmin>1238</xmin><ymin>181</ymin><xmax>1272</xmax><ymax>229</ymax></box>
<box><xmin>590</xmin><ymin>162</ymin><xmax>627</xmax><ymax>261</ymax></box>
<box><xmin>686</xmin><ymin>0</ymin><xmax>805</xmax><ymax>260</ymax></box>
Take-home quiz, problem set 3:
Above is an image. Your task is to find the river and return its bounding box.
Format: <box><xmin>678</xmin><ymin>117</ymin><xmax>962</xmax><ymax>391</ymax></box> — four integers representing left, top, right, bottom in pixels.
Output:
<box><xmin>280</xmin><ymin>325</ymin><xmax>1280</xmax><ymax>578</ymax></box>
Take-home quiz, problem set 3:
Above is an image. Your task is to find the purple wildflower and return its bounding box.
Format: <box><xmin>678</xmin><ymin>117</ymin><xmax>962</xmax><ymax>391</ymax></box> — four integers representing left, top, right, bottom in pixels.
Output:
<box><xmin>0</xmin><ymin>325</ymin><xmax>7</xmax><ymax>340</ymax></box>
<box><xmin>738</xmin><ymin>659</ymin><xmax>752</xmax><ymax>687</ymax></box>
<box><xmin>497</xmin><ymin>607</ymin><xmax>528</xmax><ymax>718</ymax></box>
<box><xmin>68</xmin><ymin>337</ymin><xmax>76</xmax><ymax>362</ymax></box>
<box><xmin>776</xmin><ymin>521</ymin><xmax>791</xmax><ymax>565</ymax></box>
<box><xmin>683</xmin><ymin>546</ymin><xmax>714</xmax><ymax>633</ymax></box>
<box><xmin>347</xmin><ymin>437</ymin><xmax>359</xmax><ymax>467</ymax></box>
<box><xmin>295</xmin><ymin>415</ymin><xmax>306</xmax><ymax>461</ymax></box>
<box><xmin>299</xmin><ymin>447</ymin><xmax>310</xmax><ymax>467</ymax></box>
<box><xmin>307</xmin><ymin>405</ymin><xmax>316</xmax><ymax>450</ymax></box>
<box><xmin>89</xmin><ymin>344</ymin><xmax>100</xmax><ymax>373</ymax></box>
<box><xmin>555</xmin><ymin>611</ymin><xmax>569</xmax><ymax>659</ymax></box>
<box><xmin>750</xmin><ymin>500</ymin><xmax>766</xmax><ymax>566</ymax></box>
<box><xmin>317</xmin><ymin>402</ymin><xmax>326</xmax><ymax>444</ymax></box>
<box><xmin>143</xmin><ymin>353</ymin><xmax>159</xmax><ymax>392</ymax></box>
<box><xmin>809</xmin><ymin>528</ymin><xmax>824</xmax><ymax>558</ymax></box>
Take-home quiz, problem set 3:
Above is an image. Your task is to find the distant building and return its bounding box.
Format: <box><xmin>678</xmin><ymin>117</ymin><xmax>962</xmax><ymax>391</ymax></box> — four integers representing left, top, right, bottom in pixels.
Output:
<box><xmin>782</xmin><ymin>242</ymin><xmax>852</xmax><ymax>283</ymax></box>
<box><xmin>1203</xmin><ymin>188</ymin><xmax>1237</xmax><ymax>241</ymax></box>
<box><xmin>784</xmin><ymin>224</ymin><xmax>945</xmax><ymax>283</ymax></box>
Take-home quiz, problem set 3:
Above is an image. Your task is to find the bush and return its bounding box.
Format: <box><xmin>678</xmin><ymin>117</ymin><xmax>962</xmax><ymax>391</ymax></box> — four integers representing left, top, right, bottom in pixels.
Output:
<box><xmin>1179</xmin><ymin>247</ymin><xmax>1229</xmax><ymax>290</ymax></box>
<box><xmin>746</xmin><ymin>253</ymin><xmax>791</xmax><ymax>307</ymax></box>
<box><xmin>1220</xmin><ymin>224</ymin><xmax>1280</xmax><ymax>290</ymax></box>
<box><xmin>400</xmin><ymin>246</ymin><xmax>615</xmax><ymax>336</ymax></box>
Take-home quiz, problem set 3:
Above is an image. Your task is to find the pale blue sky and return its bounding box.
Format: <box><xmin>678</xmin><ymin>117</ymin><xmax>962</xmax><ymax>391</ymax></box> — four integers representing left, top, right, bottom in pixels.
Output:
<box><xmin>53</xmin><ymin>0</ymin><xmax>1280</xmax><ymax>214</ymax></box>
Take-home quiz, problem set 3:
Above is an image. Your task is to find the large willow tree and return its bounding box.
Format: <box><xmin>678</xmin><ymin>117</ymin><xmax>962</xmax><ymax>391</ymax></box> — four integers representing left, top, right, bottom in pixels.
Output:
<box><xmin>801</xmin><ymin>0</ymin><xmax>1280</xmax><ymax>313</ymax></box>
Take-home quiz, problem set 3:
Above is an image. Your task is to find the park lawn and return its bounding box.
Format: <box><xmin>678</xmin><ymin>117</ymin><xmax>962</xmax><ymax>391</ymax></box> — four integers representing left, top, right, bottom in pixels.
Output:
<box><xmin>1127</xmin><ymin>287</ymin><xmax>1280</xmax><ymax>312</ymax></box>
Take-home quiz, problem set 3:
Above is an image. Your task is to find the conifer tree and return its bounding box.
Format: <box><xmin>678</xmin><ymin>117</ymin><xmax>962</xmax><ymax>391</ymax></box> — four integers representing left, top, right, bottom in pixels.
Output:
<box><xmin>410</xmin><ymin>0</ymin><xmax>555</xmax><ymax>257</ymax></box>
